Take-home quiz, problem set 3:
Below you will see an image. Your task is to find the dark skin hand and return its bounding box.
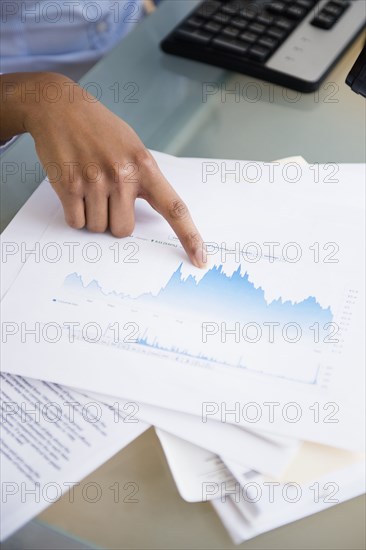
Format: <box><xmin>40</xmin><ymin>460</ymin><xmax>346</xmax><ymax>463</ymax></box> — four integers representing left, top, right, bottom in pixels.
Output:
<box><xmin>0</xmin><ymin>72</ymin><xmax>207</xmax><ymax>267</ymax></box>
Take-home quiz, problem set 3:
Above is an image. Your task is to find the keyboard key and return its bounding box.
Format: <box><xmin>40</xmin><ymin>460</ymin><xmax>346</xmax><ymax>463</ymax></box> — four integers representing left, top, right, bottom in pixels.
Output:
<box><xmin>240</xmin><ymin>31</ymin><xmax>259</xmax><ymax>43</ymax></box>
<box><xmin>311</xmin><ymin>13</ymin><xmax>336</xmax><ymax>29</ymax></box>
<box><xmin>221</xmin><ymin>3</ymin><xmax>239</xmax><ymax>15</ymax></box>
<box><xmin>212</xmin><ymin>36</ymin><xmax>249</xmax><ymax>54</ymax></box>
<box><xmin>323</xmin><ymin>3</ymin><xmax>345</xmax><ymax>17</ymax></box>
<box><xmin>239</xmin><ymin>7</ymin><xmax>257</xmax><ymax>20</ymax></box>
<box><xmin>249</xmin><ymin>45</ymin><xmax>271</xmax><ymax>62</ymax></box>
<box><xmin>275</xmin><ymin>18</ymin><xmax>296</xmax><ymax>31</ymax></box>
<box><xmin>227</xmin><ymin>0</ymin><xmax>252</xmax><ymax>9</ymax></box>
<box><xmin>267</xmin><ymin>26</ymin><xmax>287</xmax><ymax>40</ymax></box>
<box><xmin>248</xmin><ymin>22</ymin><xmax>266</xmax><ymax>34</ymax></box>
<box><xmin>222</xmin><ymin>26</ymin><xmax>240</xmax><ymax>37</ymax></box>
<box><xmin>176</xmin><ymin>28</ymin><xmax>212</xmax><ymax>43</ymax></box>
<box><xmin>204</xmin><ymin>21</ymin><xmax>222</xmax><ymax>33</ymax></box>
<box><xmin>213</xmin><ymin>12</ymin><xmax>231</xmax><ymax>24</ymax></box>
<box><xmin>196</xmin><ymin>1</ymin><xmax>220</xmax><ymax>18</ymax></box>
<box><xmin>258</xmin><ymin>35</ymin><xmax>278</xmax><ymax>50</ymax></box>
<box><xmin>256</xmin><ymin>13</ymin><xmax>274</xmax><ymax>25</ymax></box>
<box><xmin>230</xmin><ymin>16</ymin><xmax>248</xmax><ymax>29</ymax></box>
<box><xmin>295</xmin><ymin>0</ymin><xmax>315</xmax><ymax>8</ymax></box>
<box><xmin>331</xmin><ymin>0</ymin><xmax>350</xmax><ymax>7</ymax></box>
<box><xmin>286</xmin><ymin>5</ymin><xmax>306</xmax><ymax>19</ymax></box>
<box><xmin>311</xmin><ymin>0</ymin><xmax>350</xmax><ymax>29</ymax></box>
<box><xmin>186</xmin><ymin>16</ymin><xmax>204</xmax><ymax>28</ymax></box>
<box><xmin>267</xmin><ymin>2</ymin><xmax>286</xmax><ymax>15</ymax></box>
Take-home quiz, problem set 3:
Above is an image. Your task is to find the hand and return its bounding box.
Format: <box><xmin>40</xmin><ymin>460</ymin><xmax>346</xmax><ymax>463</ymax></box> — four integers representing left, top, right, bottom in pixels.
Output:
<box><xmin>1</xmin><ymin>72</ymin><xmax>206</xmax><ymax>268</ymax></box>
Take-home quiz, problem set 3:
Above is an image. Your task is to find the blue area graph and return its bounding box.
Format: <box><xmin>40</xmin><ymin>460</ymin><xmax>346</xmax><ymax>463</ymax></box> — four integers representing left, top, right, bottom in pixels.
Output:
<box><xmin>62</xmin><ymin>264</ymin><xmax>332</xmax><ymax>326</ymax></box>
<box><xmin>56</xmin><ymin>264</ymin><xmax>331</xmax><ymax>383</ymax></box>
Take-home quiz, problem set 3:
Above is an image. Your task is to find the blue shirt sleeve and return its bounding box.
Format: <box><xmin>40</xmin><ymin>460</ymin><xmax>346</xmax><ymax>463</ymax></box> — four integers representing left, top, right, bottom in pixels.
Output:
<box><xmin>0</xmin><ymin>1</ymin><xmax>143</xmax><ymax>80</ymax></box>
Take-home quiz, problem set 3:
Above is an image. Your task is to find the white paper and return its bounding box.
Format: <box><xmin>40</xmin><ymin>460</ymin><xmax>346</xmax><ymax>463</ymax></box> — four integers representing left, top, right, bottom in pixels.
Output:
<box><xmin>156</xmin><ymin>429</ymin><xmax>239</xmax><ymax>502</ymax></box>
<box><xmin>219</xmin><ymin>441</ymin><xmax>365</xmax><ymax>541</ymax></box>
<box><xmin>0</xmin><ymin>373</ymin><xmax>149</xmax><ymax>541</ymax></box>
<box><xmin>113</xmin><ymin>397</ymin><xmax>299</xmax><ymax>477</ymax></box>
<box><xmin>212</xmin><ymin>461</ymin><xmax>365</xmax><ymax>543</ymax></box>
<box><xmin>1</xmin><ymin>152</ymin><xmax>365</xmax><ymax>449</ymax></box>
<box><xmin>212</xmin><ymin>497</ymin><xmax>252</xmax><ymax>545</ymax></box>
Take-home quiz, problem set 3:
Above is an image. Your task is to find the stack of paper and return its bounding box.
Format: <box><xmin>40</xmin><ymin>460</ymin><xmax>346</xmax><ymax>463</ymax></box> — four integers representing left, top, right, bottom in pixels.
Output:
<box><xmin>1</xmin><ymin>151</ymin><xmax>365</xmax><ymax>543</ymax></box>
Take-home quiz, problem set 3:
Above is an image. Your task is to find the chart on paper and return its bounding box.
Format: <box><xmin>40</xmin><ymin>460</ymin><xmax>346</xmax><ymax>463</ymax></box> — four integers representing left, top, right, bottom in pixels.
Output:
<box><xmin>33</xmin><ymin>232</ymin><xmax>355</xmax><ymax>388</ymax></box>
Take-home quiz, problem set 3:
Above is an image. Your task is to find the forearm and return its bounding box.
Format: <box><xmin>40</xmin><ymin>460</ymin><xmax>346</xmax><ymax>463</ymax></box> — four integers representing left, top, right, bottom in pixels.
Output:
<box><xmin>0</xmin><ymin>72</ymin><xmax>72</xmax><ymax>141</ymax></box>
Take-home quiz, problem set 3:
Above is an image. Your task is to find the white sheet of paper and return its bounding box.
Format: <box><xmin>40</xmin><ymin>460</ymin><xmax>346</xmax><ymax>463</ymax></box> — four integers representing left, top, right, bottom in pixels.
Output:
<box><xmin>223</xmin><ymin>441</ymin><xmax>365</xmax><ymax>531</ymax></box>
<box><xmin>156</xmin><ymin>429</ymin><xmax>279</xmax><ymax>504</ymax></box>
<box><xmin>105</xmin><ymin>396</ymin><xmax>299</xmax><ymax>477</ymax></box>
<box><xmin>0</xmin><ymin>373</ymin><xmax>149</xmax><ymax>541</ymax></box>
<box><xmin>212</xmin><ymin>461</ymin><xmax>365</xmax><ymax>543</ymax></box>
<box><xmin>212</xmin><ymin>497</ymin><xmax>252</xmax><ymax>545</ymax></box>
<box><xmin>156</xmin><ymin>429</ymin><xmax>239</xmax><ymax>502</ymax></box>
<box><xmin>11</xmin><ymin>375</ymin><xmax>297</xmax><ymax>479</ymax></box>
<box><xmin>1</xmin><ymin>152</ymin><xmax>365</xmax><ymax>449</ymax></box>
<box><xmin>222</xmin><ymin>459</ymin><xmax>264</xmax><ymax>520</ymax></box>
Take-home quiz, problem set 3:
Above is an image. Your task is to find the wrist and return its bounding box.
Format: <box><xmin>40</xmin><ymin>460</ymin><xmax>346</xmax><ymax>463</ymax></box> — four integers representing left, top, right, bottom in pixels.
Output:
<box><xmin>1</xmin><ymin>72</ymin><xmax>75</xmax><ymax>141</ymax></box>
<box><xmin>21</xmin><ymin>72</ymin><xmax>76</xmax><ymax>136</ymax></box>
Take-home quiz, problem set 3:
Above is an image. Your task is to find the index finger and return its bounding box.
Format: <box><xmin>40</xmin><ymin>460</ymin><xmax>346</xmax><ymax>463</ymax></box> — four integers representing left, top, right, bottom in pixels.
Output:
<box><xmin>142</xmin><ymin>170</ymin><xmax>207</xmax><ymax>268</ymax></box>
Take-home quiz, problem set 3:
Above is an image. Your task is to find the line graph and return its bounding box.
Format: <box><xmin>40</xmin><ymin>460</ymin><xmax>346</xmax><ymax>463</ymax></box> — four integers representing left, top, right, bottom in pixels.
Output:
<box><xmin>62</xmin><ymin>264</ymin><xmax>333</xmax><ymax>326</ymax></box>
<box><xmin>51</xmin><ymin>264</ymin><xmax>335</xmax><ymax>385</ymax></box>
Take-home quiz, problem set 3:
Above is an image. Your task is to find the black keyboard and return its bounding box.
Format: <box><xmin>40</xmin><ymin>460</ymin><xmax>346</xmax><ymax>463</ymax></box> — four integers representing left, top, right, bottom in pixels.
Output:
<box><xmin>161</xmin><ymin>0</ymin><xmax>366</xmax><ymax>92</ymax></box>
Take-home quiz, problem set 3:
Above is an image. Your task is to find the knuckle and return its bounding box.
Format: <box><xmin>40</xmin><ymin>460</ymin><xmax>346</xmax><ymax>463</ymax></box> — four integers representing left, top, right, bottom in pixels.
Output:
<box><xmin>133</xmin><ymin>148</ymin><xmax>157</xmax><ymax>173</ymax></box>
<box><xmin>184</xmin><ymin>231</ymin><xmax>201</xmax><ymax>252</ymax></box>
<box><xmin>111</xmin><ymin>221</ymin><xmax>135</xmax><ymax>239</ymax></box>
<box><xmin>168</xmin><ymin>199</ymin><xmax>189</xmax><ymax>221</ymax></box>
<box><xmin>62</xmin><ymin>181</ymin><xmax>84</xmax><ymax>199</ymax></box>
<box><xmin>186</xmin><ymin>232</ymin><xmax>201</xmax><ymax>246</ymax></box>
<box><xmin>66</xmin><ymin>216</ymin><xmax>85</xmax><ymax>230</ymax></box>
